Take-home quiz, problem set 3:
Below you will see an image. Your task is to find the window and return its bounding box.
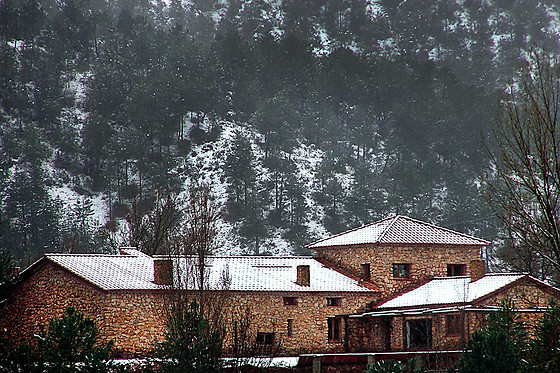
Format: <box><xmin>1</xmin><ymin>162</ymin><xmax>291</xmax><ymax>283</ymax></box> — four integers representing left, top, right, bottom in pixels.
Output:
<box><xmin>327</xmin><ymin>298</ymin><xmax>341</xmax><ymax>307</ymax></box>
<box><xmin>446</xmin><ymin>314</ymin><xmax>461</xmax><ymax>335</ymax></box>
<box><xmin>405</xmin><ymin>319</ymin><xmax>432</xmax><ymax>350</ymax></box>
<box><xmin>283</xmin><ymin>297</ymin><xmax>297</xmax><ymax>306</ymax></box>
<box><xmin>361</xmin><ymin>263</ymin><xmax>371</xmax><ymax>280</ymax></box>
<box><xmin>328</xmin><ymin>317</ymin><xmax>342</xmax><ymax>342</ymax></box>
<box><xmin>393</xmin><ymin>263</ymin><xmax>410</xmax><ymax>278</ymax></box>
<box><xmin>256</xmin><ymin>332</ymin><xmax>275</xmax><ymax>345</ymax></box>
<box><xmin>287</xmin><ymin>319</ymin><xmax>293</xmax><ymax>337</ymax></box>
<box><xmin>447</xmin><ymin>264</ymin><xmax>466</xmax><ymax>277</ymax></box>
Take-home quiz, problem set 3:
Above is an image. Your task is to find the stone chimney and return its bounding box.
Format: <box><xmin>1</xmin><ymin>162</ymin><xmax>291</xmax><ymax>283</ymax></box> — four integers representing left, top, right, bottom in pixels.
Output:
<box><xmin>296</xmin><ymin>265</ymin><xmax>310</xmax><ymax>287</ymax></box>
<box><xmin>119</xmin><ymin>246</ymin><xmax>137</xmax><ymax>255</ymax></box>
<box><xmin>154</xmin><ymin>259</ymin><xmax>173</xmax><ymax>286</ymax></box>
<box><xmin>470</xmin><ymin>259</ymin><xmax>486</xmax><ymax>282</ymax></box>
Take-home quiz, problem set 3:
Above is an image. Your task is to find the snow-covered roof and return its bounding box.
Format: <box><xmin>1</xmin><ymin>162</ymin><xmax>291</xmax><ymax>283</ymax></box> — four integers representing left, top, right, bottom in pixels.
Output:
<box><xmin>46</xmin><ymin>250</ymin><xmax>156</xmax><ymax>291</ymax></box>
<box><xmin>40</xmin><ymin>251</ymin><xmax>377</xmax><ymax>293</ymax></box>
<box><xmin>306</xmin><ymin>215</ymin><xmax>489</xmax><ymax>249</ymax></box>
<box><xmin>376</xmin><ymin>274</ymin><xmax>526</xmax><ymax>309</ymax></box>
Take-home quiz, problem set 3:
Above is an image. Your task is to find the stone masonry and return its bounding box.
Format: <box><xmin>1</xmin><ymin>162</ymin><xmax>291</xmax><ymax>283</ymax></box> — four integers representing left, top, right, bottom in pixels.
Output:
<box><xmin>0</xmin><ymin>261</ymin><xmax>167</xmax><ymax>357</ymax></box>
<box><xmin>0</xmin><ymin>259</ymin><xmax>380</xmax><ymax>357</ymax></box>
<box><xmin>314</xmin><ymin>244</ymin><xmax>481</xmax><ymax>299</ymax></box>
<box><xmin>346</xmin><ymin>277</ymin><xmax>560</xmax><ymax>353</ymax></box>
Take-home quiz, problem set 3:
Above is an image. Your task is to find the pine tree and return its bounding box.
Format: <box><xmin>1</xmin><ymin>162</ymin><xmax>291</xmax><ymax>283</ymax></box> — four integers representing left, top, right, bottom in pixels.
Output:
<box><xmin>459</xmin><ymin>299</ymin><xmax>526</xmax><ymax>373</ymax></box>
<box><xmin>525</xmin><ymin>301</ymin><xmax>560</xmax><ymax>372</ymax></box>
<box><xmin>1</xmin><ymin>166</ymin><xmax>61</xmax><ymax>262</ymax></box>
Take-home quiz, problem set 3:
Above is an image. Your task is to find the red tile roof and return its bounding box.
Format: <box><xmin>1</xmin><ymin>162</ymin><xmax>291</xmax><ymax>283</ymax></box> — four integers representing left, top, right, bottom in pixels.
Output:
<box><xmin>306</xmin><ymin>215</ymin><xmax>489</xmax><ymax>249</ymax></box>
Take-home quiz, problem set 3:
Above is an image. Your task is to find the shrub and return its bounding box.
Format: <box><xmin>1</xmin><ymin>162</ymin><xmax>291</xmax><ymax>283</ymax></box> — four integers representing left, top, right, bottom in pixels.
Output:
<box><xmin>458</xmin><ymin>299</ymin><xmax>526</xmax><ymax>373</ymax></box>
<box><xmin>159</xmin><ymin>300</ymin><xmax>223</xmax><ymax>373</ymax></box>
<box><xmin>0</xmin><ymin>307</ymin><xmax>118</xmax><ymax>372</ymax></box>
<box><xmin>364</xmin><ymin>360</ymin><xmax>404</xmax><ymax>373</ymax></box>
<box><xmin>524</xmin><ymin>301</ymin><xmax>560</xmax><ymax>372</ymax></box>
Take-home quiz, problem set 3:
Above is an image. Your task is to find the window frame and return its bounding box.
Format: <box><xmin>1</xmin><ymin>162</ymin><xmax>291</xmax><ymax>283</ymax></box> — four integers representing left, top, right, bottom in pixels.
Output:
<box><xmin>256</xmin><ymin>332</ymin><xmax>275</xmax><ymax>345</ymax></box>
<box><xmin>328</xmin><ymin>317</ymin><xmax>343</xmax><ymax>342</ymax></box>
<box><xmin>326</xmin><ymin>297</ymin><xmax>342</xmax><ymax>307</ymax></box>
<box><xmin>283</xmin><ymin>296</ymin><xmax>298</xmax><ymax>306</ymax></box>
<box><xmin>392</xmin><ymin>263</ymin><xmax>411</xmax><ymax>278</ymax></box>
<box><xmin>404</xmin><ymin>318</ymin><xmax>432</xmax><ymax>350</ymax></box>
<box><xmin>447</xmin><ymin>264</ymin><xmax>466</xmax><ymax>277</ymax></box>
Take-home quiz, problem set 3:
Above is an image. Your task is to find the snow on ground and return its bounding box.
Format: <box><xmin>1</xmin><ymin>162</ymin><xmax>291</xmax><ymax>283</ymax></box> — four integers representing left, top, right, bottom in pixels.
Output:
<box><xmin>49</xmin><ymin>185</ymin><xmax>108</xmax><ymax>228</ymax></box>
<box><xmin>44</xmin><ymin>112</ymin><xmax>328</xmax><ymax>257</ymax></box>
<box><xmin>546</xmin><ymin>4</ymin><xmax>560</xmax><ymax>42</ymax></box>
<box><xmin>222</xmin><ymin>356</ymin><xmax>300</xmax><ymax>368</ymax></box>
<box><xmin>182</xmin><ymin>117</ymin><xmax>331</xmax><ymax>256</ymax></box>
<box><xmin>292</xmin><ymin>143</ymin><xmax>328</xmax><ymax>241</ymax></box>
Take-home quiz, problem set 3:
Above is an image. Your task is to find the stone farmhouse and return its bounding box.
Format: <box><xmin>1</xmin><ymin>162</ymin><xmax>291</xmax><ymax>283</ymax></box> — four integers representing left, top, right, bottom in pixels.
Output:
<box><xmin>0</xmin><ymin>251</ymin><xmax>379</xmax><ymax>356</ymax></box>
<box><xmin>346</xmin><ymin>273</ymin><xmax>559</xmax><ymax>353</ymax></box>
<box><xmin>1</xmin><ymin>215</ymin><xmax>559</xmax><ymax>358</ymax></box>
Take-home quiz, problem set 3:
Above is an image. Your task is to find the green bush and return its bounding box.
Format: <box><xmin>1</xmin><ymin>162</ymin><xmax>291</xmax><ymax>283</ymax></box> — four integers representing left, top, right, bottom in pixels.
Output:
<box><xmin>459</xmin><ymin>299</ymin><xmax>526</xmax><ymax>373</ymax></box>
<box><xmin>0</xmin><ymin>307</ymin><xmax>118</xmax><ymax>372</ymax></box>
<box><xmin>364</xmin><ymin>360</ymin><xmax>404</xmax><ymax>373</ymax></box>
<box><xmin>523</xmin><ymin>301</ymin><xmax>560</xmax><ymax>372</ymax></box>
<box><xmin>158</xmin><ymin>300</ymin><xmax>223</xmax><ymax>373</ymax></box>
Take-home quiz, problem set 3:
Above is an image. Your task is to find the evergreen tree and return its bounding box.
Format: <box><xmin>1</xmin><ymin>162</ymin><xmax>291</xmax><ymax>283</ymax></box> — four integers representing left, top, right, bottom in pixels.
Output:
<box><xmin>224</xmin><ymin>133</ymin><xmax>257</xmax><ymax>222</ymax></box>
<box><xmin>0</xmin><ymin>307</ymin><xmax>115</xmax><ymax>372</ymax></box>
<box><xmin>459</xmin><ymin>299</ymin><xmax>526</xmax><ymax>373</ymax></box>
<box><xmin>1</xmin><ymin>166</ymin><xmax>60</xmax><ymax>262</ymax></box>
<box><xmin>38</xmin><ymin>307</ymin><xmax>113</xmax><ymax>372</ymax></box>
<box><xmin>525</xmin><ymin>301</ymin><xmax>560</xmax><ymax>372</ymax></box>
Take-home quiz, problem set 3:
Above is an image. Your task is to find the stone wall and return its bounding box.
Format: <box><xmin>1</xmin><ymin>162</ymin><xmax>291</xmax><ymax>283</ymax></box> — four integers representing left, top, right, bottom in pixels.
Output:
<box><xmin>0</xmin><ymin>260</ymin><xmax>380</xmax><ymax>357</ymax></box>
<box><xmin>0</xmin><ymin>261</ymin><xmax>106</xmax><ymax>349</ymax></box>
<box><xmin>347</xmin><ymin>278</ymin><xmax>560</xmax><ymax>353</ymax></box>
<box><xmin>314</xmin><ymin>245</ymin><xmax>481</xmax><ymax>299</ymax></box>
<box><xmin>215</xmin><ymin>291</ymin><xmax>380</xmax><ymax>355</ymax></box>
<box><xmin>100</xmin><ymin>291</ymin><xmax>166</xmax><ymax>356</ymax></box>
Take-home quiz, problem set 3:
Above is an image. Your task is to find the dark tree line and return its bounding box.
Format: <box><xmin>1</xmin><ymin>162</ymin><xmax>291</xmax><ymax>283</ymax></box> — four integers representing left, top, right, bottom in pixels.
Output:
<box><xmin>0</xmin><ymin>0</ymin><xmax>559</xmax><ymax>261</ymax></box>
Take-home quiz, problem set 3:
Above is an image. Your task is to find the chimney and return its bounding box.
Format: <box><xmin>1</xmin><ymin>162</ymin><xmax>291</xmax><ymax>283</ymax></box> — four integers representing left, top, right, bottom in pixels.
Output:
<box><xmin>119</xmin><ymin>246</ymin><xmax>138</xmax><ymax>255</ymax></box>
<box><xmin>470</xmin><ymin>259</ymin><xmax>486</xmax><ymax>282</ymax></box>
<box><xmin>296</xmin><ymin>265</ymin><xmax>310</xmax><ymax>287</ymax></box>
<box><xmin>154</xmin><ymin>259</ymin><xmax>173</xmax><ymax>286</ymax></box>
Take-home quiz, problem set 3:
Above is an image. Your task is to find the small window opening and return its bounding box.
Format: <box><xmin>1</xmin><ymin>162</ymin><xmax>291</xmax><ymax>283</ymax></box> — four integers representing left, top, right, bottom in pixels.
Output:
<box><xmin>447</xmin><ymin>264</ymin><xmax>466</xmax><ymax>277</ymax></box>
<box><xmin>283</xmin><ymin>297</ymin><xmax>297</xmax><ymax>306</ymax></box>
<box><xmin>327</xmin><ymin>298</ymin><xmax>341</xmax><ymax>307</ymax></box>
<box><xmin>287</xmin><ymin>319</ymin><xmax>293</xmax><ymax>337</ymax></box>
<box><xmin>393</xmin><ymin>263</ymin><xmax>410</xmax><ymax>278</ymax></box>
<box><xmin>361</xmin><ymin>263</ymin><xmax>371</xmax><ymax>280</ymax></box>
<box><xmin>256</xmin><ymin>332</ymin><xmax>275</xmax><ymax>345</ymax></box>
<box><xmin>328</xmin><ymin>317</ymin><xmax>342</xmax><ymax>342</ymax></box>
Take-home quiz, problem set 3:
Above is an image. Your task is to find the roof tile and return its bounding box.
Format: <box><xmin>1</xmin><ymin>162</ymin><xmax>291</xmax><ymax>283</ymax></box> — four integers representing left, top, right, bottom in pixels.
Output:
<box><xmin>306</xmin><ymin>215</ymin><xmax>489</xmax><ymax>249</ymax></box>
<box><xmin>45</xmin><ymin>253</ymin><xmax>377</xmax><ymax>293</ymax></box>
<box><xmin>377</xmin><ymin>274</ymin><xmax>525</xmax><ymax>308</ymax></box>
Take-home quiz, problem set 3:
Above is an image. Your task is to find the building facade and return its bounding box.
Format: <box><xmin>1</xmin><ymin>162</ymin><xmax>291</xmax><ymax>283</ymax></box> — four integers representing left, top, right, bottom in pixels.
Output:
<box><xmin>0</xmin><ymin>250</ymin><xmax>380</xmax><ymax>357</ymax></box>
<box><xmin>2</xmin><ymin>215</ymin><xmax>559</xmax><ymax>358</ymax></box>
<box><xmin>346</xmin><ymin>273</ymin><xmax>560</xmax><ymax>353</ymax></box>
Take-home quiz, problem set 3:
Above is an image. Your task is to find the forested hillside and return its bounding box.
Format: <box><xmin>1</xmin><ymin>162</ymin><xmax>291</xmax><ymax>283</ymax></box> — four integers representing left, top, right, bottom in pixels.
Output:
<box><xmin>1</xmin><ymin>0</ymin><xmax>559</xmax><ymax>264</ymax></box>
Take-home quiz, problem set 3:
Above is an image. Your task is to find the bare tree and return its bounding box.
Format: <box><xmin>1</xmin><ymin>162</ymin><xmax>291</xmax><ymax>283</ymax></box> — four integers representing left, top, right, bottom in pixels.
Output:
<box><xmin>183</xmin><ymin>185</ymin><xmax>221</xmax><ymax>294</ymax></box>
<box><xmin>159</xmin><ymin>185</ymin><xmax>281</xmax><ymax>370</ymax></box>
<box><xmin>485</xmin><ymin>50</ymin><xmax>560</xmax><ymax>282</ymax></box>
<box><xmin>159</xmin><ymin>184</ymin><xmax>225</xmax><ymax>372</ymax></box>
<box><xmin>103</xmin><ymin>191</ymin><xmax>183</xmax><ymax>255</ymax></box>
